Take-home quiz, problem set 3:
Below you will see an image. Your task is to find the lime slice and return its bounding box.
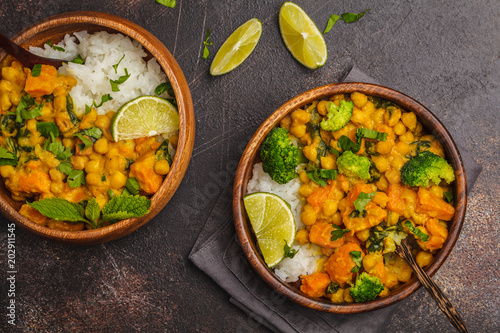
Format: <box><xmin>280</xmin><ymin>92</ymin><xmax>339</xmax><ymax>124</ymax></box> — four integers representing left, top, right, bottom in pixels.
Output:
<box><xmin>210</xmin><ymin>18</ymin><xmax>262</xmax><ymax>76</ymax></box>
<box><xmin>111</xmin><ymin>96</ymin><xmax>179</xmax><ymax>142</ymax></box>
<box><xmin>279</xmin><ymin>2</ymin><xmax>327</xmax><ymax>69</ymax></box>
<box><xmin>243</xmin><ymin>192</ymin><xmax>296</xmax><ymax>267</ymax></box>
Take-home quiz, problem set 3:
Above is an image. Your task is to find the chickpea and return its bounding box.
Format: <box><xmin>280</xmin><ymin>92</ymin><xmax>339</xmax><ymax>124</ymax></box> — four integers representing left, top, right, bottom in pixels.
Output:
<box><xmin>372</xmin><ymin>108</ymin><xmax>385</xmax><ymax>123</ymax></box>
<box><xmin>356</xmin><ymin>229</ymin><xmax>370</xmax><ymax>242</ymax></box>
<box><xmin>328</xmin><ymin>288</ymin><xmax>344</xmax><ymax>303</ymax></box>
<box><xmin>393</xmin><ymin>121</ymin><xmax>406</xmax><ymax>136</ymax></box>
<box><xmin>49</xmin><ymin>169</ymin><xmax>66</xmax><ymax>182</ymax></box>
<box><xmin>372</xmin><ymin>192</ymin><xmax>389</xmax><ymax>208</ymax></box>
<box><xmin>378</xmin><ymin>287</ymin><xmax>390</xmax><ymax>298</ymax></box>
<box><xmin>299</xmin><ymin>183</ymin><xmax>314</xmax><ymax>197</ymax></box>
<box><xmin>331</xmin><ymin>212</ymin><xmax>342</xmax><ymax>226</ymax></box>
<box><xmin>299</xmin><ymin>132</ymin><xmax>312</xmax><ymax>146</ymax></box>
<box><xmin>397</xmin><ymin>268</ymin><xmax>412</xmax><ymax>283</ymax></box>
<box><xmin>86</xmin><ymin>172</ymin><xmax>102</xmax><ymax>186</ymax></box>
<box><xmin>362</xmin><ymin>101</ymin><xmax>376</xmax><ymax>114</ymax></box>
<box><xmin>320</xmin><ymin>154</ymin><xmax>335</xmax><ymax>170</ymax></box>
<box><xmin>323</xmin><ymin>200</ymin><xmax>338</xmax><ymax>217</ymax></box>
<box><xmin>401</xmin><ymin>112</ymin><xmax>417</xmax><ymax>131</ymax></box>
<box><xmin>95</xmin><ymin>115</ymin><xmax>111</xmax><ymax>131</ymax></box>
<box><xmin>50</xmin><ymin>182</ymin><xmax>64</xmax><ymax>194</ymax></box>
<box><xmin>385</xmin><ymin>169</ymin><xmax>401</xmax><ymax>184</ymax></box>
<box><xmin>414</xmin><ymin>121</ymin><xmax>423</xmax><ymax>134</ymax></box>
<box><xmin>94</xmin><ymin>138</ymin><xmax>109</xmax><ymax>154</ymax></box>
<box><xmin>317</xmin><ymin>100</ymin><xmax>328</xmax><ymax>115</ymax></box>
<box><xmin>110</xmin><ymin>172</ymin><xmax>127</xmax><ymax>189</ymax></box>
<box><xmin>289</xmin><ymin>124</ymin><xmax>306</xmax><ymax>138</ymax></box>
<box><xmin>399</xmin><ymin>131</ymin><xmax>415</xmax><ymax>143</ymax></box>
<box><xmin>291</xmin><ymin>109</ymin><xmax>310</xmax><ymax>124</ymax></box>
<box><xmin>280</xmin><ymin>115</ymin><xmax>292</xmax><ymax>130</ymax></box>
<box><xmin>430</xmin><ymin>185</ymin><xmax>444</xmax><ymax>198</ymax></box>
<box><xmin>106</xmin><ymin>155</ymin><xmax>127</xmax><ymax>173</ymax></box>
<box><xmin>385</xmin><ymin>272</ymin><xmax>399</xmax><ymax>289</ymax></box>
<box><xmin>154</xmin><ymin>159</ymin><xmax>170</xmax><ymax>175</ymax></box>
<box><xmin>376</xmin><ymin>141</ymin><xmax>392</xmax><ymax>155</ymax></box>
<box><xmin>26</xmin><ymin>118</ymin><xmax>37</xmax><ymax>132</ymax></box>
<box><xmin>301</xmin><ymin>204</ymin><xmax>317</xmax><ymax>225</ymax></box>
<box><xmin>395</xmin><ymin>141</ymin><xmax>410</xmax><ymax>156</ymax></box>
<box><xmin>85</xmin><ymin>160</ymin><xmax>101</xmax><ymax>174</ymax></box>
<box><xmin>416</xmin><ymin>251</ymin><xmax>433</xmax><ymax>268</ymax></box>
<box><xmin>390</xmin><ymin>155</ymin><xmax>405</xmax><ymax>170</ymax></box>
<box><xmin>351</xmin><ymin>92</ymin><xmax>368</xmax><ymax>108</ymax></box>
<box><xmin>295</xmin><ymin>229</ymin><xmax>309</xmax><ymax>245</ymax></box>
<box><xmin>376</xmin><ymin>176</ymin><xmax>389</xmax><ymax>192</ymax></box>
<box><xmin>299</xmin><ymin>170</ymin><xmax>309</xmax><ymax>183</ymax></box>
<box><xmin>372</xmin><ymin>156</ymin><xmax>389</xmax><ymax>173</ymax></box>
<box><xmin>385</xmin><ymin>108</ymin><xmax>401</xmax><ymax>127</ymax></box>
<box><xmin>387</xmin><ymin>211</ymin><xmax>400</xmax><ymax>225</ymax></box>
<box><xmin>330</xmin><ymin>94</ymin><xmax>344</xmax><ymax>101</ymax></box>
<box><xmin>363</xmin><ymin>254</ymin><xmax>382</xmax><ymax>272</ymax></box>
<box><xmin>343</xmin><ymin>288</ymin><xmax>354</xmax><ymax>303</ymax></box>
<box><xmin>338</xmin><ymin>198</ymin><xmax>347</xmax><ymax>213</ymax></box>
<box><xmin>302</xmin><ymin>144</ymin><xmax>317</xmax><ymax>162</ymax></box>
<box><xmin>72</xmin><ymin>156</ymin><xmax>89</xmax><ymax>170</ymax></box>
<box><xmin>0</xmin><ymin>165</ymin><xmax>15</xmax><ymax>178</ymax></box>
<box><xmin>62</xmin><ymin>138</ymin><xmax>75</xmax><ymax>150</ymax></box>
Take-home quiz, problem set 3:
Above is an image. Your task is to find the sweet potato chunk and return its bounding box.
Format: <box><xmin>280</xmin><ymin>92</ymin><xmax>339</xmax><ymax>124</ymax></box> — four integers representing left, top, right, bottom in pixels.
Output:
<box><xmin>309</xmin><ymin>222</ymin><xmax>345</xmax><ymax>249</ymax></box>
<box><xmin>386</xmin><ymin>184</ymin><xmax>406</xmax><ymax>215</ymax></box>
<box><xmin>300</xmin><ymin>272</ymin><xmax>331</xmax><ymax>298</ymax></box>
<box><xmin>324</xmin><ymin>242</ymin><xmax>364</xmax><ymax>286</ymax></box>
<box><xmin>24</xmin><ymin>65</ymin><xmax>58</xmax><ymax>98</ymax></box>
<box><xmin>129</xmin><ymin>151</ymin><xmax>163</xmax><ymax>194</ymax></box>
<box><xmin>19</xmin><ymin>204</ymin><xmax>47</xmax><ymax>225</ymax></box>
<box><xmin>416</xmin><ymin>188</ymin><xmax>455</xmax><ymax>220</ymax></box>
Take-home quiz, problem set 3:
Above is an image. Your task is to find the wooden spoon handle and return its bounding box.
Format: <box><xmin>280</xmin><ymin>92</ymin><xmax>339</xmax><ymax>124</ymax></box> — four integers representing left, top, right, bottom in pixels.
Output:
<box><xmin>0</xmin><ymin>32</ymin><xmax>63</xmax><ymax>68</ymax></box>
<box><xmin>396</xmin><ymin>242</ymin><xmax>468</xmax><ymax>333</ymax></box>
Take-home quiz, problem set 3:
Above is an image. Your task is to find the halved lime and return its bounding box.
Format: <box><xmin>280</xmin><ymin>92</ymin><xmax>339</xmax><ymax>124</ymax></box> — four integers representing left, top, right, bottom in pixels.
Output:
<box><xmin>210</xmin><ymin>18</ymin><xmax>262</xmax><ymax>76</ymax></box>
<box><xmin>279</xmin><ymin>2</ymin><xmax>327</xmax><ymax>69</ymax></box>
<box><xmin>243</xmin><ymin>192</ymin><xmax>296</xmax><ymax>267</ymax></box>
<box><xmin>111</xmin><ymin>96</ymin><xmax>179</xmax><ymax>142</ymax></box>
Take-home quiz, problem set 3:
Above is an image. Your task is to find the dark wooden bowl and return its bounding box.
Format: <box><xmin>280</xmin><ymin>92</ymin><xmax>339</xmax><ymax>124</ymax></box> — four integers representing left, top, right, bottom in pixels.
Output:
<box><xmin>0</xmin><ymin>12</ymin><xmax>195</xmax><ymax>245</ymax></box>
<box><xmin>233</xmin><ymin>83</ymin><xmax>467</xmax><ymax>313</ymax></box>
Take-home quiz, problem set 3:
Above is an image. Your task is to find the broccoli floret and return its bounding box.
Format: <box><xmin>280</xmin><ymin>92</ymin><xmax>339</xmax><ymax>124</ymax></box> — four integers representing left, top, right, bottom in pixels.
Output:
<box><xmin>337</xmin><ymin>150</ymin><xmax>371</xmax><ymax>180</ymax></box>
<box><xmin>320</xmin><ymin>100</ymin><xmax>353</xmax><ymax>132</ymax></box>
<box><xmin>350</xmin><ymin>272</ymin><xmax>385</xmax><ymax>302</ymax></box>
<box><xmin>260</xmin><ymin>127</ymin><xmax>299</xmax><ymax>184</ymax></box>
<box><xmin>401</xmin><ymin>151</ymin><xmax>455</xmax><ymax>187</ymax></box>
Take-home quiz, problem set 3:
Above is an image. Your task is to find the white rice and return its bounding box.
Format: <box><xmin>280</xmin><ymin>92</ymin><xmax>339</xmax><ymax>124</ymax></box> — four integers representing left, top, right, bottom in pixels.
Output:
<box><xmin>246</xmin><ymin>163</ymin><xmax>324</xmax><ymax>282</ymax></box>
<box><xmin>29</xmin><ymin>31</ymin><xmax>171</xmax><ymax>115</ymax></box>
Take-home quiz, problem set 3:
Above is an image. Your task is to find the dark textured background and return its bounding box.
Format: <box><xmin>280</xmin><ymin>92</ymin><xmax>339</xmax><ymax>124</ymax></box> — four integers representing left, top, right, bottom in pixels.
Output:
<box><xmin>0</xmin><ymin>0</ymin><xmax>499</xmax><ymax>332</ymax></box>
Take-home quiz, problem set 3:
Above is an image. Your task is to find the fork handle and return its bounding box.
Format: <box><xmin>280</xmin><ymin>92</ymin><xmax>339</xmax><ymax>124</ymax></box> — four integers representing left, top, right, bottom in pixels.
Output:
<box><xmin>397</xmin><ymin>243</ymin><xmax>468</xmax><ymax>333</ymax></box>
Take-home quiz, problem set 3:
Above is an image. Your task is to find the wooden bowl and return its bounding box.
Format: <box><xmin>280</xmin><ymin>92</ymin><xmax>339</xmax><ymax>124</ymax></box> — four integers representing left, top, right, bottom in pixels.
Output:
<box><xmin>233</xmin><ymin>83</ymin><xmax>467</xmax><ymax>313</ymax></box>
<box><xmin>0</xmin><ymin>12</ymin><xmax>195</xmax><ymax>245</ymax></box>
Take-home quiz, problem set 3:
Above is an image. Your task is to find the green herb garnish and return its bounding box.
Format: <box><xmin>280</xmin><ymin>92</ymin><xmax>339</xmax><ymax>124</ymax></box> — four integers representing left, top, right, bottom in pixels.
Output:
<box><xmin>15</xmin><ymin>94</ymin><xmax>42</xmax><ymax>122</ymax></box>
<box><xmin>125</xmin><ymin>177</ymin><xmax>140</xmax><ymax>196</ymax></box>
<box><xmin>404</xmin><ymin>220</ymin><xmax>430</xmax><ymax>242</ymax></box>
<box><xmin>70</xmin><ymin>54</ymin><xmax>85</xmax><ymax>64</ymax></box>
<box><xmin>341</xmin><ymin>9</ymin><xmax>370</xmax><ymax>23</ymax></box>
<box><xmin>156</xmin><ymin>0</ymin><xmax>176</xmax><ymax>8</ymax></box>
<box><xmin>81</xmin><ymin>127</ymin><xmax>103</xmax><ymax>140</ymax></box>
<box><xmin>46</xmin><ymin>40</ymin><xmax>65</xmax><ymax>52</ymax></box>
<box><xmin>306</xmin><ymin>168</ymin><xmax>338</xmax><ymax>187</ymax></box>
<box><xmin>67</xmin><ymin>169</ymin><xmax>86</xmax><ymax>188</ymax></box>
<box><xmin>112</xmin><ymin>54</ymin><xmax>125</xmax><ymax>74</ymax></box>
<box><xmin>85</xmin><ymin>197</ymin><xmax>101</xmax><ymax>228</ymax></box>
<box><xmin>74</xmin><ymin>133</ymin><xmax>93</xmax><ymax>150</ymax></box>
<box><xmin>353</xmin><ymin>191</ymin><xmax>376</xmax><ymax>213</ymax></box>
<box><xmin>110</xmin><ymin>68</ymin><xmax>130</xmax><ymax>92</ymax></box>
<box><xmin>349</xmin><ymin>251</ymin><xmax>362</xmax><ymax>273</ymax></box>
<box><xmin>326</xmin><ymin>282</ymin><xmax>340</xmax><ymax>294</ymax></box>
<box><xmin>357</xmin><ymin>128</ymin><xmax>388</xmax><ymax>142</ymax></box>
<box><xmin>155</xmin><ymin>82</ymin><xmax>174</xmax><ymax>96</ymax></box>
<box><xmin>0</xmin><ymin>147</ymin><xmax>17</xmax><ymax>166</ymax></box>
<box><xmin>444</xmin><ymin>191</ymin><xmax>453</xmax><ymax>203</ymax></box>
<box><xmin>47</xmin><ymin>133</ymin><xmax>72</xmax><ymax>161</ymax></box>
<box><xmin>323</xmin><ymin>14</ymin><xmax>340</xmax><ymax>34</ymax></box>
<box><xmin>28</xmin><ymin>198</ymin><xmax>88</xmax><ymax>223</ymax></box>
<box><xmin>37</xmin><ymin>122</ymin><xmax>60</xmax><ymax>138</ymax></box>
<box><xmin>330</xmin><ymin>224</ymin><xmax>350</xmax><ymax>241</ymax></box>
<box><xmin>202</xmin><ymin>29</ymin><xmax>213</xmax><ymax>59</ymax></box>
<box><xmin>31</xmin><ymin>64</ymin><xmax>42</xmax><ymax>77</ymax></box>
<box><xmin>283</xmin><ymin>240</ymin><xmax>298</xmax><ymax>259</ymax></box>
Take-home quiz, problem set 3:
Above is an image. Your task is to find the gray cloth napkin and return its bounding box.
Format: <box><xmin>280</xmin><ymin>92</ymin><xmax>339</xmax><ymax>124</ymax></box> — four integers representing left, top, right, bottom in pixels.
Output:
<box><xmin>189</xmin><ymin>67</ymin><xmax>482</xmax><ymax>333</ymax></box>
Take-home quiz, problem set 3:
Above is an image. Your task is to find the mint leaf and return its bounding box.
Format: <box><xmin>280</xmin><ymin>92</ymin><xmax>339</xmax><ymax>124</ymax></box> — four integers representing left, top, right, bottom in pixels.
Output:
<box><xmin>70</xmin><ymin>54</ymin><xmax>84</xmax><ymax>64</ymax></box>
<box><xmin>31</xmin><ymin>64</ymin><xmax>42</xmax><ymax>77</ymax></box>
<box><xmin>57</xmin><ymin>161</ymin><xmax>73</xmax><ymax>175</ymax></box>
<box><xmin>101</xmin><ymin>195</ymin><xmax>151</xmax><ymax>222</ymax></box>
<box><xmin>404</xmin><ymin>221</ymin><xmax>430</xmax><ymax>242</ymax></box>
<box><xmin>324</xmin><ymin>14</ymin><xmax>340</xmax><ymax>34</ymax></box>
<box><xmin>37</xmin><ymin>122</ymin><xmax>60</xmax><ymax>138</ymax></box>
<box><xmin>349</xmin><ymin>251</ymin><xmax>362</xmax><ymax>273</ymax></box>
<box><xmin>112</xmin><ymin>54</ymin><xmax>125</xmax><ymax>74</ymax></box>
<box><xmin>202</xmin><ymin>29</ymin><xmax>213</xmax><ymax>59</ymax></box>
<box><xmin>110</xmin><ymin>68</ymin><xmax>130</xmax><ymax>92</ymax></box>
<box><xmin>283</xmin><ymin>240</ymin><xmax>298</xmax><ymax>259</ymax></box>
<box><xmin>125</xmin><ymin>177</ymin><xmax>140</xmax><ymax>195</ymax></box>
<box><xmin>354</xmin><ymin>191</ymin><xmax>376</xmax><ymax>213</ymax></box>
<box><xmin>85</xmin><ymin>197</ymin><xmax>101</xmax><ymax>227</ymax></box>
<box><xmin>156</xmin><ymin>0</ymin><xmax>176</xmax><ymax>8</ymax></box>
<box><xmin>341</xmin><ymin>9</ymin><xmax>370</xmax><ymax>23</ymax></box>
<box><xmin>68</xmin><ymin>169</ymin><xmax>86</xmax><ymax>188</ymax></box>
<box><xmin>330</xmin><ymin>224</ymin><xmax>350</xmax><ymax>241</ymax></box>
<box><xmin>27</xmin><ymin>198</ymin><xmax>88</xmax><ymax>222</ymax></box>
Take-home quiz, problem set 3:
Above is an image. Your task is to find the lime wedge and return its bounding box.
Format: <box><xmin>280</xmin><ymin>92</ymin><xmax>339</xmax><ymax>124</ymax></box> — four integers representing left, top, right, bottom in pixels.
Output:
<box><xmin>111</xmin><ymin>96</ymin><xmax>179</xmax><ymax>142</ymax></box>
<box><xmin>243</xmin><ymin>192</ymin><xmax>296</xmax><ymax>267</ymax></box>
<box><xmin>279</xmin><ymin>2</ymin><xmax>327</xmax><ymax>69</ymax></box>
<box><xmin>210</xmin><ymin>18</ymin><xmax>262</xmax><ymax>76</ymax></box>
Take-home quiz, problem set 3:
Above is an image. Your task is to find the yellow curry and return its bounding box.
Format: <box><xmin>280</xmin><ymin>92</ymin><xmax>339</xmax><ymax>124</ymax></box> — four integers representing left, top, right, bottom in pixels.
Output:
<box><xmin>0</xmin><ymin>56</ymin><xmax>176</xmax><ymax>231</ymax></box>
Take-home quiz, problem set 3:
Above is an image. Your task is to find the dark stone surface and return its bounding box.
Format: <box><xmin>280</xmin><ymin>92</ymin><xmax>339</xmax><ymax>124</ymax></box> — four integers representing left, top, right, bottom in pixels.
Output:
<box><xmin>0</xmin><ymin>0</ymin><xmax>498</xmax><ymax>332</ymax></box>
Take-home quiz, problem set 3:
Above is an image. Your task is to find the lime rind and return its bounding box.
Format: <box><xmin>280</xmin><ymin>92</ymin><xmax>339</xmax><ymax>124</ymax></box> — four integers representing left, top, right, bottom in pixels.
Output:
<box><xmin>210</xmin><ymin>18</ymin><xmax>263</xmax><ymax>76</ymax></box>
<box><xmin>279</xmin><ymin>2</ymin><xmax>327</xmax><ymax>69</ymax></box>
<box><xmin>111</xmin><ymin>95</ymin><xmax>179</xmax><ymax>142</ymax></box>
<box><xmin>243</xmin><ymin>192</ymin><xmax>296</xmax><ymax>267</ymax></box>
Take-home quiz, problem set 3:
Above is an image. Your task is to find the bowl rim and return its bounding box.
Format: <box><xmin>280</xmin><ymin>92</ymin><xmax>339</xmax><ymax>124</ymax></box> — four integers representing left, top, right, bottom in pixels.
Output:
<box><xmin>0</xmin><ymin>11</ymin><xmax>195</xmax><ymax>245</ymax></box>
<box><xmin>232</xmin><ymin>82</ymin><xmax>467</xmax><ymax>313</ymax></box>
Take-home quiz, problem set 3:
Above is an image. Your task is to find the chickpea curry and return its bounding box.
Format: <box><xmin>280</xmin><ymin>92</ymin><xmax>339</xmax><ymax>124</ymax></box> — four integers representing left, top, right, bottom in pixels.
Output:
<box><xmin>263</xmin><ymin>91</ymin><xmax>456</xmax><ymax>303</ymax></box>
<box><xmin>0</xmin><ymin>56</ymin><xmax>177</xmax><ymax>231</ymax></box>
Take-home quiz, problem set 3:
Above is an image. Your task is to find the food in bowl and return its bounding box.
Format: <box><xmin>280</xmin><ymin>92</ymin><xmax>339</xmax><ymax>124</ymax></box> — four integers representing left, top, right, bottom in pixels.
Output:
<box><xmin>245</xmin><ymin>91</ymin><xmax>456</xmax><ymax>303</ymax></box>
<box><xmin>0</xmin><ymin>31</ymin><xmax>179</xmax><ymax>231</ymax></box>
